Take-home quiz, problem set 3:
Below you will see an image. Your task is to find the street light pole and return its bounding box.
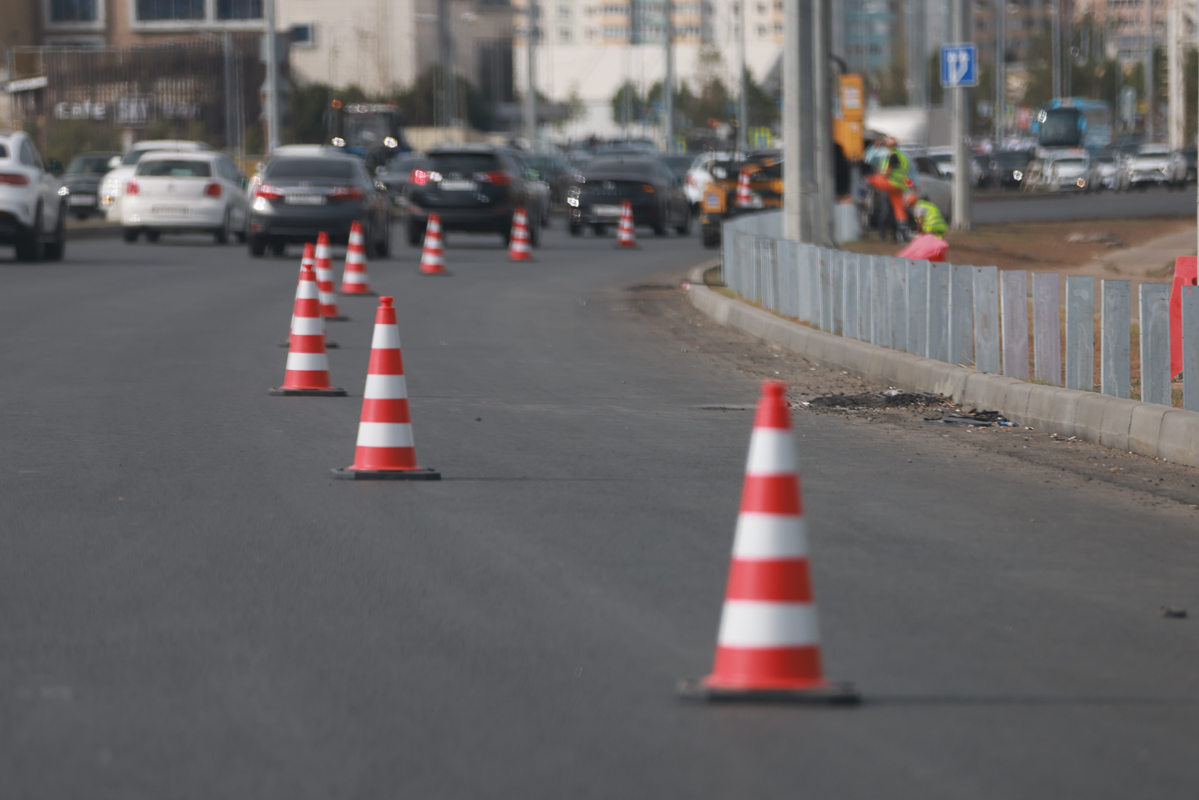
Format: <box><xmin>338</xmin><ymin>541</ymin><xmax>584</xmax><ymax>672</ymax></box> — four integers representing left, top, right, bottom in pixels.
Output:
<box><xmin>738</xmin><ymin>0</ymin><xmax>748</xmax><ymax>151</ymax></box>
<box><xmin>951</xmin><ymin>0</ymin><xmax>972</xmax><ymax>231</ymax></box>
<box><xmin>782</xmin><ymin>0</ymin><xmax>815</xmax><ymax>243</ymax></box>
<box><xmin>1051</xmin><ymin>0</ymin><xmax>1061</xmax><ymax>99</ymax></box>
<box><xmin>263</xmin><ymin>0</ymin><xmax>280</xmax><ymax>152</ymax></box>
<box><xmin>664</xmin><ymin>1</ymin><xmax>674</xmax><ymax>152</ymax></box>
<box><xmin>994</xmin><ymin>0</ymin><xmax>1005</xmax><ymax>148</ymax></box>
<box><xmin>524</xmin><ymin>0</ymin><xmax>538</xmax><ymax>147</ymax></box>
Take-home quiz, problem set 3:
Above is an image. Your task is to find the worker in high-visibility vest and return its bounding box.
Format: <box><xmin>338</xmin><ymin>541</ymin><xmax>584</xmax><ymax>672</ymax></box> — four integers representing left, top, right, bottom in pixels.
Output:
<box><xmin>865</xmin><ymin>135</ymin><xmax>913</xmax><ymax>234</ymax></box>
<box><xmin>906</xmin><ymin>192</ymin><xmax>948</xmax><ymax>238</ymax></box>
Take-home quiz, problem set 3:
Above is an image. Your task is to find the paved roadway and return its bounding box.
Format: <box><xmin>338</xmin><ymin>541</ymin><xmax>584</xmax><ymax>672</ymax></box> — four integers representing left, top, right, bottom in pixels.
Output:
<box><xmin>974</xmin><ymin>184</ymin><xmax>1195</xmax><ymax>223</ymax></box>
<box><xmin>2</xmin><ymin>222</ymin><xmax>1198</xmax><ymax>798</ymax></box>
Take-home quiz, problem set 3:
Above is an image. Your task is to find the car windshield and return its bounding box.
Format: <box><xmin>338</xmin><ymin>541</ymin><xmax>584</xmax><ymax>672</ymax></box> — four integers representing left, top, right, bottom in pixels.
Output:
<box><xmin>67</xmin><ymin>155</ymin><xmax>114</xmax><ymax>174</ymax></box>
<box><xmin>0</xmin><ymin>144</ymin><xmax>10</xmax><ymax>158</ymax></box>
<box><xmin>426</xmin><ymin>153</ymin><xmax>502</xmax><ymax>173</ymax></box>
<box><xmin>122</xmin><ymin>149</ymin><xmax>158</xmax><ymax>166</ymax></box>
<box><xmin>1054</xmin><ymin>158</ymin><xmax>1086</xmax><ymax>166</ymax></box>
<box><xmin>930</xmin><ymin>153</ymin><xmax>953</xmax><ymax>163</ymax></box>
<box><xmin>708</xmin><ymin>160</ymin><xmax>744</xmax><ymax>180</ymax></box>
<box><xmin>266</xmin><ymin>158</ymin><xmax>357</xmax><ymax>179</ymax></box>
<box><xmin>1137</xmin><ymin>146</ymin><xmax>1170</xmax><ymax>156</ymax></box>
<box><xmin>137</xmin><ymin>159</ymin><xmax>212</xmax><ymax>177</ymax></box>
<box><xmin>585</xmin><ymin>158</ymin><xmax>656</xmax><ymax>176</ymax></box>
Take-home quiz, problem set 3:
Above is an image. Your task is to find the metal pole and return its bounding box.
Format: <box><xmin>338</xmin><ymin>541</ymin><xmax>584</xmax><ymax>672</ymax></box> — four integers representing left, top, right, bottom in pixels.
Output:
<box><xmin>1144</xmin><ymin>0</ymin><xmax>1154</xmax><ymax>141</ymax></box>
<box><xmin>1051</xmin><ymin>0</ymin><xmax>1061</xmax><ymax>99</ymax></box>
<box><xmin>1169</xmin><ymin>0</ymin><xmax>1183</xmax><ymax>150</ymax></box>
<box><xmin>814</xmin><ymin>0</ymin><xmax>834</xmax><ymax>246</ymax></box>
<box><xmin>664</xmin><ymin>1</ymin><xmax>674</xmax><ymax>152</ymax></box>
<box><xmin>738</xmin><ymin>0</ymin><xmax>748</xmax><ymax>151</ymax></box>
<box><xmin>951</xmin><ymin>0</ymin><xmax>972</xmax><ymax>231</ymax></box>
<box><xmin>782</xmin><ymin>0</ymin><xmax>814</xmax><ymax>243</ymax></box>
<box><xmin>995</xmin><ymin>0</ymin><xmax>1005</xmax><ymax>148</ymax></box>
<box><xmin>263</xmin><ymin>0</ymin><xmax>280</xmax><ymax>152</ymax></box>
<box><xmin>223</xmin><ymin>32</ymin><xmax>234</xmax><ymax>151</ymax></box>
<box><xmin>524</xmin><ymin>1</ymin><xmax>538</xmax><ymax>146</ymax></box>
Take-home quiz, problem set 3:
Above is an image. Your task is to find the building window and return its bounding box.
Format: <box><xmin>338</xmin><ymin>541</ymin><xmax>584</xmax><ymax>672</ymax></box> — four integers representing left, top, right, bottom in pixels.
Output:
<box><xmin>290</xmin><ymin>22</ymin><xmax>315</xmax><ymax>46</ymax></box>
<box><xmin>48</xmin><ymin>0</ymin><xmax>98</xmax><ymax>22</ymax></box>
<box><xmin>136</xmin><ymin>0</ymin><xmax>205</xmax><ymax>21</ymax></box>
<box><xmin>217</xmin><ymin>0</ymin><xmax>262</xmax><ymax>19</ymax></box>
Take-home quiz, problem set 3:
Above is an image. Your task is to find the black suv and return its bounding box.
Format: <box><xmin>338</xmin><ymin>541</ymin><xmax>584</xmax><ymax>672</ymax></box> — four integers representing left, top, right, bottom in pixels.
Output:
<box><xmin>403</xmin><ymin>146</ymin><xmax>543</xmax><ymax>247</ymax></box>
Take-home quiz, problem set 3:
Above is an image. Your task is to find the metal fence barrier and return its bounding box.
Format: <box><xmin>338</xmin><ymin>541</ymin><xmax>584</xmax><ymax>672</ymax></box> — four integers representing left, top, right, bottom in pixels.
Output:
<box><xmin>721</xmin><ymin>211</ymin><xmax>1199</xmax><ymax>411</ymax></box>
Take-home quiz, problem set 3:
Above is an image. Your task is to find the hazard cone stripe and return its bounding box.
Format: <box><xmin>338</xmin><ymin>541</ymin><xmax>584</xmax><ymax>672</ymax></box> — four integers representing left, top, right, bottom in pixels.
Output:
<box><xmin>355</xmin><ymin>421</ymin><xmax>415</xmax><ymax>448</ymax></box>
<box><xmin>288</xmin><ymin>334</ymin><xmax>330</xmax><ymax>354</ymax></box>
<box><xmin>368</xmin><ymin>349</ymin><xmax>404</xmax><ymax>375</ymax></box>
<box><xmin>752</xmin><ymin>396</ymin><xmax>791</xmax><ymax>429</ymax></box>
<box><xmin>285</xmin><ymin>352</ymin><xmax>332</xmax><ymax>371</ymax></box>
<box><xmin>371</xmin><ymin>322</ymin><xmax>400</xmax><ymax>349</ymax></box>
<box><xmin>725</xmin><ymin>560</ymin><xmax>813</xmax><ymax>602</ymax></box>
<box><xmin>352</xmin><ymin>446</ymin><xmax>418</xmax><ymax>470</ymax></box>
<box><xmin>739</xmin><ymin>475</ymin><xmax>802</xmax><ymax>514</ymax></box>
<box><xmin>359</xmin><ymin>398</ymin><xmax>412</xmax><ymax>423</ymax></box>
<box><xmin>745</xmin><ymin>429</ymin><xmax>797</xmax><ymax>474</ymax></box>
<box><xmin>715</xmin><ymin>601</ymin><xmax>820</xmax><ymax>647</ymax></box>
<box><xmin>364</xmin><ymin>374</ymin><xmax>408</xmax><ymax>398</ymax></box>
<box><xmin>291</xmin><ymin>316</ymin><xmax>325</xmax><ymax>336</ymax></box>
<box><xmin>732</xmin><ymin>514</ymin><xmax>809</xmax><ymax>558</ymax></box>
<box><xmin>710</xmin><ymin>646</ymin><xmax>825</xmax><ymax>688</ymax></box>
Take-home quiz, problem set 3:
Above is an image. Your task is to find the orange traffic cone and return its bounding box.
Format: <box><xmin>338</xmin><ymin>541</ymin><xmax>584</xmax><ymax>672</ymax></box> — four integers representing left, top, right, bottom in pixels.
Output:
<box><xmin>340</xmin><ymin>221</ymin><xmax>375</xmax><ymax>295</ymax></box>
<box><xmin>332</xmin><ymin>296</ymin><xmax>439</xmax><ymax>480</ymax></box>
<box><xmin>508</xmin><ymin>207</ymin><xmax>533</xmax><ymax>261</ymax></box>
<box><xmin>615</xmin><ymin>200</ymin><xmax>637</xmax><ymax>248</ymax></box>
<box><xmin>678</xmin><ymin>381</ymin><xmax>857</xmax><ymax>703</ymax></box>
<box><xmin>735</xmin><ymin>168</ymin><xmax>754</xmax><ymax>208</ymax></box>
<box><xmin>315</xmin><ymin>231</ymin><xmax>348</xmax><ymax>320</ymax></box>
<box><xmin>419</xmin><ymin>213</ymin><xmax>448</xmax><ymax>275</ymax></box>
<box><xmin>278</xmin><ymin>243</ymin><xmax>337</xmax><ymax>348</ymax></box>
<box><xmin>270</xmin><ymin>259</ymin><xmax>345</xmax><ymax>396</ymax></box>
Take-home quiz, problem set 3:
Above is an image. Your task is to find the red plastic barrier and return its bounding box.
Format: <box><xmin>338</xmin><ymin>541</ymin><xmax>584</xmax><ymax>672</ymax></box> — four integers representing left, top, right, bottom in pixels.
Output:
<box><xmin>896</xmin><ymin>233</ymin><xmax>949</xmax><ymax>262</ymax></box>
<box><xmin>1170</xmin><ymin>257</ymin><xmax>1198</xmax><ymax>379</ymax></box>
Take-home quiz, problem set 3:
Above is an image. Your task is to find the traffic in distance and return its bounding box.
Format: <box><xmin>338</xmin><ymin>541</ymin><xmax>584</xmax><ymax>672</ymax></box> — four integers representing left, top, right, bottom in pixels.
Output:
<box><xmin>5</xmin><ymin>92</ymin><xmax>1198</xmax><ymax>262</ymax></box>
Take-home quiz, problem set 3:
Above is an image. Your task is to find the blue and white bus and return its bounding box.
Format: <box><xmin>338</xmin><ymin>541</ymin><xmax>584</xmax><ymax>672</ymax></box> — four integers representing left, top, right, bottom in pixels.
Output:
<box><xmin>1032</xmin><ymin>98</ymin><xmax>1113</xmax><ymax>152</ymax></box>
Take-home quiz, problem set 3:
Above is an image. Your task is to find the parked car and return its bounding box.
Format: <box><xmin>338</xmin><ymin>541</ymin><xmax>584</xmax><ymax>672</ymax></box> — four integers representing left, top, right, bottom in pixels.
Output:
<box><xmin>100</xmin><ymin>140</ymin><xmax>214</xmax><ymax>222</ymax></box>
<box><xmin>376</xmin><ymin>151</ymin><xmax>421</xmax><ymax>206</ymax></box>
<box><xmin>697</xmin><ymin>151</ymin><xmax>779</xmax><ymax>247</ymax></box>
<box><xmin>0</xmin><ymin>130</ymin><xmax>66</xmax><ymax>261</ymax></box>
<box><xmin>988</xmin><ymin>149</ymin><xmax>1034</xmax><ymax>189</ymax></box>
<box><xmin>247</xmin><ymin>151</ymin><xmax>391</xmax><ymax>258</ymax></box>
<box><xmin>925</xmin><ymin>146</ymin><xmax>985</xmax><ymax>186</ymax></box>
<box><xmin>403</xmin><ymin>145</ymin><xmax>544</xmax><ymax>247</ymax></box>
<box><xmin>60</xmin><ymin>151</ymin><xmax>120</xmax><ymax>219</ymax></box>
<box><xmin>121</xmin><ymin>151</ymin><xmax>250</xmax><ymax>244</ymax></box>
<box><xmin>1093</xmin><ymin>148</ymin><xmax>1128</xmax><ymax>191</ymax></box>
<box><xmin>569</xmin><ymin>155</ymin><xmax>691</xmax><ymax>237</ymax></box>
<box><xmin>1126</xmin><ymin>144</ymin><xmax>1188</xmax><ymax>190</ymax></box>
<box><xmin>684</xmin><ymin>151</ymin><xmax>740</xmax><ymax>207</ymax></box>
<box><xmin>523</xmin><ymin>153</ymin><xmax>574</xmax><ymax>205</ymax></box>
<box><xmin>1027</xmin><ymin>151</ymin><xmax>1098</xmax><ymax>192</ymax></box>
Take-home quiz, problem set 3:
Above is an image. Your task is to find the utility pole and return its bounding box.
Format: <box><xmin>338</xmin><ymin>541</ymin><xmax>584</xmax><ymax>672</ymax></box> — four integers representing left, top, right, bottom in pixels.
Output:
<box><xmin>1144</xmin><ymin>0</ymin><xmax>1154</xmax><ymax>142</ymax></box>
<box><xmin>951</xmin><ymin>0</ymin><xmax>972</xmax><ymax>231</ymax></box>
<box><xmin>664</xmin><ymin>1</ymin><xmax>674</xmax><ymax>152</ymax></box>
<box><xmin>737</xmin><ymin>0</ymin><xmax>748</xmax><ymax>151</ymax></box>
<box><xmin>438</xmin><ymin>0</ymin><xmax>456</xmax><ymax>131</ymax></box>
<box><xmin>1051</xmin><ymin>0</ymin><xmax>1061</xmax><ymax>98</ymax></box>
<box><xmin>1168</xmin><ymin>0</ymin><xmax>1183</xmax><ymax>150</ymax></box>
<box><xmin>524</xmin><ymin>0</ymin><xmax>538</xmax><ymax>147</ymax></box>
<box><xmin>994</xmin><ymin>0</ymin><xmax>1005</xmax><ymax>148</ymax></box>
<box><xmin>813</xmin><ymin>0</ymin><xmax>834</xmax><ymax>246</ymax></box>
<box><xmin>782</xmin><ymin>0</ymin><xmax>815</xmax><ymax>243</ymax></box>
<box><xmin>263</xmin><ymin>0</ymin><xmax>280</xmax><ymax>152</ymax></box>
<box><xmin>223</xmin><ymin>32</ymin><xmax>234</xmax><ymax>152</ymax></box>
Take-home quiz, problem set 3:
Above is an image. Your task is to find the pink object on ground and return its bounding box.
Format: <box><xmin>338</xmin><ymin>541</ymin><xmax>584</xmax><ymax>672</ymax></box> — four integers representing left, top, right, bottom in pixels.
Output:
<box><xmin>896</xmin><ymin>233</ymin><xmax>949</xmax><ymax>262</ymax></box>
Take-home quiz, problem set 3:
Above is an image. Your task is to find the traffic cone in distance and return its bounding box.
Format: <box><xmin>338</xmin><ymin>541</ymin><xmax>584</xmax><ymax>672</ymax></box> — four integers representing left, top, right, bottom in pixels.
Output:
<box><xmin>278</xmin><ymin>243</ymin><xmax>337</xmax><ymax>348</ymax></box>
<box><xmin>315</xmin><ymin>231</ymin><xmax>348</xmax><ymax>320</ymax></box>
<box><xmin>735</xmin><ymin>168</ymin><xmax>753</xmax><ymax>208</ymax></box>
<box><xmin>270</xmin><ymin>261</ymin><xmax>345</xmax><ymax>396</ymax></box>
<box><xmin>419</xmin><ymin>213</ymin><xmax>448</xmax><ymax>275</ymax></box>
<box><xmin>333</xmin><ymin>296</ymin><xmax>439</xmax><ymax>480</ymax></box>
<box><xmin>616</xmin><ymin>200</ymin><xmax>637</xmax><ymax>248</ymax></box>
<box><xmin>340</xmin><ymin>221</ymin><xmax>375</xmax><ymax>296</ymax></box>
<box><xmin>508</xmin><ymin>207</ymin><xmax>533</xmax><ymax>261</ymax></box>
<box><xmin>678</xmin><ymin>381</ymin><xmax>857</xmax><ymax>703</ymax></box>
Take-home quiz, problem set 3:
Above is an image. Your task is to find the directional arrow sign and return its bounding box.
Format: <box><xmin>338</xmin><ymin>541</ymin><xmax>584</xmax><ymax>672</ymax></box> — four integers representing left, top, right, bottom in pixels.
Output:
<box><xmin>940</xmin><ymin>44</ymin><xmax>978</xmax><ymax>88</ymax></box>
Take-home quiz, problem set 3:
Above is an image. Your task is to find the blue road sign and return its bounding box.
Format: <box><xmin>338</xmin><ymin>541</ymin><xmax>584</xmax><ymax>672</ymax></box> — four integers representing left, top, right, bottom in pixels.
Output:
<box><xmin>940</xmin><ymin>44</ymin><xmax>978</xmax><ymax>88</ymax></box>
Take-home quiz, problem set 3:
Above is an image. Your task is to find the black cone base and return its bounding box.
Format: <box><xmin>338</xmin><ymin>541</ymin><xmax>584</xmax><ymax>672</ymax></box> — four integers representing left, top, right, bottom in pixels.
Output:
<box><xmin>331</xmin><ymin>467</ymin><xmax>441</xmax><ymax>481</ymax></box>
<box><xmin>675</xmin><ymin>678</ymin><xmax>859</xmax><ymax>705</ymax></box>
<box><xmin>269</xmin><ymin>387</ymin><xmax>346</xmax><ymax>396</ymax></box>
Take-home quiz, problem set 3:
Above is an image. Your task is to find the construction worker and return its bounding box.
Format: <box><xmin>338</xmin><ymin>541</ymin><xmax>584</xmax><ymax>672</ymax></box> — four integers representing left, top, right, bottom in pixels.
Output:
<box><xmin>906</xmin><ymin>192</ymin><xmax>948</xmax><ymax>238</ymax></box>
<box><xmin>865</xmin><ymin>135</ymin><xmax>913</xmax><ymax>235</ymax></box>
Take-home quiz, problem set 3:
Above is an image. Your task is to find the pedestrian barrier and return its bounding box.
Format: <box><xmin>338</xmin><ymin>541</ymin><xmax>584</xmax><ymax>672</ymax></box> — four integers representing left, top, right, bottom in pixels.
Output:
<box><xmin>271</xmin><ymin>259</ymin><xmax>345</xmax><ymax>397</ymax></box>
<box><xmin>420</xmin><ymin>214</ymin><xmax>448</xmax><ymax>275</ymax></box>
<box><xmin>678</xmin><ymin>380</ymin><xmax>857</xmax><ymax>704</ymax></box>
<box><xmin>340</xmin><ymin>221</ymin><xmax>375</xmax><ymax>295</ymax></box>
<box><xmin>508</xmin><ymin>207</ymin><xmax>533</xmax><ymax>261</ymax></box>
<box><xmin>332</xmin><ymin>297</ymin><xmax>440</xmax><ymax>480</ymax></box>
<box><xmin>616</xmin><ymin>200</ymin><xmax>637</xmax><ymax>248</ymax></box>
<box><xmin>720</xmin><ymin>210</ymin><xmax>1199</xmax><ymax>412</ymax></box>
<box><xmin>314</xmin><ymin>232</ymin><xmax>349</xmax><ymax>321</ymax></box>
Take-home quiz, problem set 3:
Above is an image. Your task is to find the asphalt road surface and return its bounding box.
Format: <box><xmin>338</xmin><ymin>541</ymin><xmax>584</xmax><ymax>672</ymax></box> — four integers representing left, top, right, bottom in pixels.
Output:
<box><xmin>2</xmin><ymin>221</ymin><xmax>1197</xmax><ymax>798</ymax></box>
<box><xmin>974</xmin><ymin>184</ymin><xmax>1195</xmax><ymax>223</ymax></box>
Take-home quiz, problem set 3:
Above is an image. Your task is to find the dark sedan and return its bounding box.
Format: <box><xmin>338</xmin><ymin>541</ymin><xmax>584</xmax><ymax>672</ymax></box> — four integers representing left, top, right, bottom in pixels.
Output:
<box><xmin>567</xmin><ymin>156</ymin><xmax>691</xmax><ymax>237</ymax></box>
<box><xmin>403</xmin><ymin>146</ymin><xmax>543</xmax><ymax>247</ymax></box>
<box><xmin>988</xmin><ymin>150</ymin><xmax>1033</xmax><ymax>189</ymax></box>
<box><xmin>247</xmin><ymin>152</ymin><xmax>390</xmax><ymax>258</ymax></box>
<box><xmin>61</xmin><ymin>151</ymin><xmax>121</xmax><ymax>219</ymax></box>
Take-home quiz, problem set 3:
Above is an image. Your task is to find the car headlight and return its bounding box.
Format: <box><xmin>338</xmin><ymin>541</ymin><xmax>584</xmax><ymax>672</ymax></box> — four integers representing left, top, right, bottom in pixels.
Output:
<box><xmin>57</xmin><ymin>186</ymin><xmax>70</xmax><ymax>196</ymax></box>
<box><xmin>1012</xmin><ymin>170</ymin><xmax>1023</xmax><ymax>181</ymax></box>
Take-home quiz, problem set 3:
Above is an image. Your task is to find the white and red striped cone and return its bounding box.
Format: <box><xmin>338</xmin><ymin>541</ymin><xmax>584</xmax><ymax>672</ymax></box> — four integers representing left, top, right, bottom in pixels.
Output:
<box><xmin>340</xmin><ymin>221</ymin><xmax>375</xmax><ymax>295</ymax></box>
<box><xmin>332</xmin><ymin>296</ymin><xmax>439</xmax><ymax>480</ymax></box>
<box><xmin>615</xmin><ymin>200</ymin><xmax>637</xmax><ymax>248</ymax></box>
<box><xmin>679</xmin><ymin>381</ymin><xmax>857</xmax><ymax>703</ymax></box>
<box><xmin>508</xmin><ymin>207</ymin><xmax>533</xmax><ymax>261</ymax></box>
<box><xmin>735</xmin><ymin>168</ymin><xmax>754</xmax><ymax>208</ymax></box>
<box><xmin>419</xmin><ymin>214</ymin><xmax>448</xmax><ymax>275</ymax></box>
<box><xmin>315</xmin><ymin>231</ymin><xmax>348</xmax><ymax>320</ymax></box>
<box><xmin>270</xmin><ymin>260</ymin><xmax>345</xmax><ymax>397</ymax></box>
<box><xmin>279</xmin><ymin>243</ymin><xmax>338</xmax><ymax>348</ymax></box>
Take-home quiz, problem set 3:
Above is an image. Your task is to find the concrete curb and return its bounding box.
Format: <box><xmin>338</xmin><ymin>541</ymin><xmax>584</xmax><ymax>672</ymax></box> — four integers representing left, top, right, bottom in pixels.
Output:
<box><xmin>686</xmin><ymin>266</ymin><xmax>1199</xmax><ymax>469</ymax></box>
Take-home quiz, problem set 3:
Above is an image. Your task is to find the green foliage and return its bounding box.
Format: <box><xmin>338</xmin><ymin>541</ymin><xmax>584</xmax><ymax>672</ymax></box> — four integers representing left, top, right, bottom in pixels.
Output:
<box><xmin>611</xmin><ymin>81</ymin><xmax>647</xmax><ymax>126</ymax></box>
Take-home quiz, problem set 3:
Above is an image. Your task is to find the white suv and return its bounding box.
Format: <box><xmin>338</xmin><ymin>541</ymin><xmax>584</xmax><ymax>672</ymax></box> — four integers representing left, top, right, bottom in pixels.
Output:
<box><xmin>0</xmin><ymin>130</ymin><xmax>66</xmax><ymax>261</ymax></box>
<box><xmin>100</xmin><ymin>140</ymin><xmax>213</xmax><ymax>222</ymax></box>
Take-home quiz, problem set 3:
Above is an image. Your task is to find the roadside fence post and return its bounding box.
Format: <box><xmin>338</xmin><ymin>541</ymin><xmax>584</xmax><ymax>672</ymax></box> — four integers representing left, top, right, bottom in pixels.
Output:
<box><xmin>871</xmin><ymin>255</ymin><xmax>890</xmax><ymax>347</ymax></box>
<box><xmin>908</xmin><ymin>260</ymin><xmax>929</xmax><ymax>356</ymax></box>
<box><xmin>926</xmin><ymin>261</ymin><xmax>950</xmax><ymax>361</ymax></box>
<box><xmin>843</xmin><ymin>252</ymin><xmax>859</xmax><ymax>339</ymax></box>
<box><xmin>972</xmin><ymin>266</ymin><xmax>1001</xmax><ymax>373</ymax></box>
<box><xmin>762</xmin><ymin>239</ymin><xmax>778</xmax><ymax>311</ymax></box>
<box><xmin>831</xmin><ymin>251</ymin><xmax>844</xmax><ymax>336</ymax></box>
<box><xmin>857</xmin><ymin>253</ymin><xmax>872</xmax><ymax>340</ymax></box>
<box><xmin>1065</xmin><ymin>276</ymin><xmax>1094</xmax><ymax>390</ymax></box>
<box><xmin>1184</xmin><ymin>286</ymin><xmax>1199</xmax><ymax>411</ymax></box>
<box><xmin>819</xmin><ymin>248</ymin><xmax>834</xmax><ymax>332</ymax></box>
<box><xmin>1139</xmin><ymin>283</ymin><xmax>1171</xmax><ymax>406</ymax></box>
<box><xmin>948</xmin><ymin>264</ymin><xmax>975</xmax><ymax>367</ymax></box>
<box><xmin>1000</xmin><ymin>270</ymin><xmax>1030</xmax><ymax>380</ymax></box>
<box><xmin>1101</xmin><ymin>279</ymin><xmax>1131</xmax><ymax>398</ymax></box>
<box><xmin>888</xmin><ymin>257</ymin><xmax>907</xmax><ymax>351</ymax></box>
<box><xmin>809</xmin><ymin>246</ymin><xmax>823</xmax><ymax>329</ymax></box>
<box><xmin>1032</xmin><ymin>272</ymin><xmax>1062</xmax><ymax>386</ymax></box>
<box><xmin>778</xmin><ymin>239</ymin><xmax>798</xmax><ymax>319</ymax></box>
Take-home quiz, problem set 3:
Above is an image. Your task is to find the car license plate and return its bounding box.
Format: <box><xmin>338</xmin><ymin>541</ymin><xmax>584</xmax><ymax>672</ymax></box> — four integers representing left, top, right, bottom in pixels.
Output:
<box><xmin>68</xmin><ymin>195</ymin><xmax>96</xmax><ymax>206</ymax></box>
<box><xmin>285</xmin><ymin>193</ymin><xmax>327</xmax><ymax>205</ymax></box>
<box><xmin>592</xmin><ymin>204</ymin><xmax>623</xmax><ymax>217</ymax></box>
<box><xmin>152</xmin><ymin>204</ymin><xmax>188</xmax><ymax>215</ymax></box>
<box><xmin>439</xmin><ymin>179</ymin><xmax>475</xmax><ymax>191</ymax></box>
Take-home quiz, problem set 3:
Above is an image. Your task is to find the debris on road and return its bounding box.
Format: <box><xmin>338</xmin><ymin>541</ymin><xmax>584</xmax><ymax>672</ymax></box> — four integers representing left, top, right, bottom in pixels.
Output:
<box><xmin>923</xmin><ymin>409</ymin><xmax>1009</xmax><ymax>427</ymax></box>
<box><xmin>1160</xmin><ymin>606</ymin><xmax>1188</xmax><ymax>619</ymax></box>
<box><xmin>808</xmin><ymin>391</ymin><xmax>946</xmax><ymax>410</ymax></box>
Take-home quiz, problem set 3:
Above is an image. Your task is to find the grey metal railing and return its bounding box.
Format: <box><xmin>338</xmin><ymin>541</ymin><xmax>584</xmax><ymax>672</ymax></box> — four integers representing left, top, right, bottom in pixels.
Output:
<box><xmin>720</xmin><ymin>210</ymin><xmax>1199</xmax><ymax>412</ymax></box>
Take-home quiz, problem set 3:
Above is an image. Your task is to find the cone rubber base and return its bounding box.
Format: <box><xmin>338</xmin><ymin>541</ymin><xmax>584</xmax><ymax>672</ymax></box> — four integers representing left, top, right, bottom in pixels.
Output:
<box><xmin>340</xmin><ymin>290</ymin><xmax>377</xmax><ymax>296</ymax></box>
<box><xmin>676</xmin><ymin>678</ymin><xmax>859</xmax><ymax>704</ymax></box>
<box><xmin>269</xmin><ymin>387</ymin><xmax>347</xmax><ymax>396</ymax></box>
<box><xmin>279</xmin><ymin>341</ymin><xmax>338</xmax><ymax>348</ymax></box>
<box><xmin>331</xmin><ymin>467</ymin><xmax>441</xmax><ymax>480</ymax></box>
<box><xmin>420</xmin><ymin>268</ymin><xmax>451</xmax><ymax>276</ymax></box>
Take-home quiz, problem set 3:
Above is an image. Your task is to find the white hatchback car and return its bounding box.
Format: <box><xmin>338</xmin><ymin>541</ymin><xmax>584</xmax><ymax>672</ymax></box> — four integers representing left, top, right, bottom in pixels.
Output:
<box><xmin>121</xmin><ymin>151</ymin><xmax>249</xmax><ymax>243</ymax></box>
<box><xmin>0</xmin><ymin>130</ymin><xmax>66</xmax><ymax>261</ymax></box>
<box><xmin>684</xmin><ymin>151</ymin><xmax>739</xmax><ymax>207</ymax></box>
<box><xmin>101</xmin><ymin>139</ymin><xmax>213</xmax><ymax>222</ymax></box>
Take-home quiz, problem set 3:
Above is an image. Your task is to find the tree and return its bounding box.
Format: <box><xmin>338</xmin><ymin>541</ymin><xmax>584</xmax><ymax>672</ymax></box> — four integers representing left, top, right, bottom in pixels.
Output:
<box><xmin>611</xmin><ymin>81</ymin><xmax>647</xmax><ymax>127</ymax></box>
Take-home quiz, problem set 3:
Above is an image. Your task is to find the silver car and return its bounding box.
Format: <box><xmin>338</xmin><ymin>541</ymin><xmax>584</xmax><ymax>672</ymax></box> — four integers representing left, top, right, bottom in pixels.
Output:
<box><xmin>1126</xmin><ymin>144</ymin><xmax>1188</xmax><ymax>190</ymax></box>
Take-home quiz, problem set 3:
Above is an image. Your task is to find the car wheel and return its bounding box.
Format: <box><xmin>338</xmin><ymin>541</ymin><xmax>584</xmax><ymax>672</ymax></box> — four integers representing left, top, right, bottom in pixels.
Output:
<box><xmin>407</xmin><ymin>221</ymin><xmax>425</xmax><ymax>247</ymax></box>
<box><xmin>270</xmin><ymin>240</ymin><xmax>286</xmax><ymax>257</ymax></box>
<box><xmin>145</xmin><ymin>230</ymin><xmax>161</xmax><ymax>243</ymax></box>
<box><xmin>43</xmin><ymin>203</ymin><xmax>66</xmax><ymax>261</ymax></box>
<box><xmin>675</xmin><ymin>207</ymin><xmax>691</xmax><ymax>236</ymax></box>
<box><xmin>701</xmin><ymin>227</ymin><xmax>720</xmax><ymax>248</ymax></box>
<box><xmin>214</xmin><ymin>210</ymin><xmax>232</xmax><ymax>244</ymax></box>
<box><xmin>122</xmin><ymin>227</ymin><xmax>140</xmax><ymax>243</ymax></box>
<box><xmin>528</xmin><ymin>214</ymin><xmax>541</xmax><ymax>248</ymax></box>
<box><xmin>15</xmin><ymin>206</ymin><xmax>44</xmax><ymax>262</ymax></box>
<box><xmin>569</xmin><ymin>222</ymin><xmax>583</xmax><ymax>237</ymax></box>
<box><xmin>249</xmin><ymin>236</ymin><xmax>266</xmax><ymax>257</ymax></box>
<box><xmin>74</xmin><ymin>211</ymin><xmax>90</xmax><ymax>221</ymax></box>
<box><xmin>592</xmin><ymin>223</ymin><xmax>607</xmax><ymax>237</ymax></box>
<box><xmin>375</xmin><ymin>219</ymin><xmax>390</xmax><ymax>258</ymax></box>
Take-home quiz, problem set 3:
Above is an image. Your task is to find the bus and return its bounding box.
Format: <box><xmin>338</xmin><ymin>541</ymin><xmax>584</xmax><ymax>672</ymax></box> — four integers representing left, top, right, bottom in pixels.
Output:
<box><xmin>1032</xmin><ymin>98</ymin><xmax>1113</xmax><ymax>152</ymax></box>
